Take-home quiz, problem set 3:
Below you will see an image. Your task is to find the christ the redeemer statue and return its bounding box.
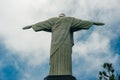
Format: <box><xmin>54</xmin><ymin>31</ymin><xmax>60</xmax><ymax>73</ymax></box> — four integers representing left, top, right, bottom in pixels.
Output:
<box><xmin>23</xmin><ymin>13</ymin><xmax>104</xmax><ymax>76</ymax></box>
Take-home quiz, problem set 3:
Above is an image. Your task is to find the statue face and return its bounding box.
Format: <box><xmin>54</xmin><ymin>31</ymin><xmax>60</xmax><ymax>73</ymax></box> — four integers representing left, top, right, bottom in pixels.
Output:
<box><xmin>59</xmin><ymin>13</ymin><xmax>65</xmax><ymax>17</ymax></box>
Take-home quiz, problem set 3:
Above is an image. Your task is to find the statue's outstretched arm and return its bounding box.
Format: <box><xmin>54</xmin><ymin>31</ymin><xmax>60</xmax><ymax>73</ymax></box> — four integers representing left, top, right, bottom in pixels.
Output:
<box><xmin>22</xmin><ymin>25</ymin><xmax>32</xmax><ymax>30</ymax></box>
<box><xmin>93</xmin><ymin>22</ymin><xmax>105</xmax><ymax>26</ymax></box>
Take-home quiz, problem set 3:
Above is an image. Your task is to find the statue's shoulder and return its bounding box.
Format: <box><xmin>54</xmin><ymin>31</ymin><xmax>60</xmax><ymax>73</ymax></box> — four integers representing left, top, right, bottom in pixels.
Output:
<box><xmin>46</xmin><ymin>17</ymin><xmax>58</xmax><ymax>23</ymax></box>
<box><xmin>48</xmin><ymin>17</ymin><xmax>77</xmax><ymax>21</ymax></box>
<box><xmin>49</xmin><ymin>17</ymin><xmax>58</xmax><ymax>20</ymax></box>
<box><xmin>65</xmin><ymin>17</ymin><xmax>75</xmax><ymax>20</ymax></box>
<box><xmin>53</xmin><ymin>17</ymin><xmax>74</xmax><ymax>19</ymax></box>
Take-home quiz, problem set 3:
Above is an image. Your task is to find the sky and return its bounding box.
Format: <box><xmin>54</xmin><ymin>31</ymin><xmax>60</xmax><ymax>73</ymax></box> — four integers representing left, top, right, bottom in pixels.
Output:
<box><xmin>0</xmin><ymin>0</ymin><xmax>120</xmax><ymax>80</ymax></box>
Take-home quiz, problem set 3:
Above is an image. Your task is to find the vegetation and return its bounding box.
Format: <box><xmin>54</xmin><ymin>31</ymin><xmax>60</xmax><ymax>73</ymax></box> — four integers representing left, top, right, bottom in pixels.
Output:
<box><xmin>98</xmin><ymin>63</ymin><xmax>120</xmax><ymax>80</ymax></box>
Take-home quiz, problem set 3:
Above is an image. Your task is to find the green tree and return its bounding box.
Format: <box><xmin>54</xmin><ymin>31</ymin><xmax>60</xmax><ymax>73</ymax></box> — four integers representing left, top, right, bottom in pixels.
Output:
<box><xmin>98</xmin><ymin>63</ymin><xmax>120</xmax><ymax>80</ymax></box>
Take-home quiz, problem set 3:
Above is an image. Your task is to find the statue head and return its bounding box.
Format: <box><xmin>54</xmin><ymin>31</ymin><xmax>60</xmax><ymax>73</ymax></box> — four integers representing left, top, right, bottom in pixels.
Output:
<box><xmin>59</xmin><ymin>13</ymin><xmax>65</xmax><ymax>17</ymax></box>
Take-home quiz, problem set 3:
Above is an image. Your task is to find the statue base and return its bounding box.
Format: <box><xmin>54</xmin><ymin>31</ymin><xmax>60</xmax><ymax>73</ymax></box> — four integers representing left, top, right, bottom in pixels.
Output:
<box><xmin>44</xmin><ymin>75</ymin><xmax>76</xmax><ymax>80</ymax></box>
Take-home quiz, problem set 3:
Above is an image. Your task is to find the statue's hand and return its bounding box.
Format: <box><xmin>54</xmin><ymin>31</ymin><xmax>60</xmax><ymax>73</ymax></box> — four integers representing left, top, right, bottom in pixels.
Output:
<box><xmin>93</xmin><ymin>22</ymin><xmax>105</xmax><ymax>26</ymax></box>
<box><xmin>22</xmin><ymin>26</ymin><xmax>32</xmax><ymax>30</ymax></box>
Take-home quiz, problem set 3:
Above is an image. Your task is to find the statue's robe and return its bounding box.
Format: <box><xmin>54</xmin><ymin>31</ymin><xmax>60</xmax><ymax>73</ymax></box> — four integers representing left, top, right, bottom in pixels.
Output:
<box><xmin>31</xmin><ymin>17</ymin><xmax>93</xmax><ymax>75</ymax></box>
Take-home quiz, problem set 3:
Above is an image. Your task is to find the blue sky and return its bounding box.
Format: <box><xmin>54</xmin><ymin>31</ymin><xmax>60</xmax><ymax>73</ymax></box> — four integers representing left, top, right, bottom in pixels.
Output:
<box><xmin>0</xmin><ymin>0</ymin><xmax>120</xmax><ymax>80</ymax></box>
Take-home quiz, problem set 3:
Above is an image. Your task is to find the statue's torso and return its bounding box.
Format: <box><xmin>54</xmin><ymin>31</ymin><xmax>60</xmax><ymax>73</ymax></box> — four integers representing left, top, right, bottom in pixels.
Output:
<box><xmin>50</xmin><ymin>17</ymin><xmax>74</xmax><ymax>56</ymax></box>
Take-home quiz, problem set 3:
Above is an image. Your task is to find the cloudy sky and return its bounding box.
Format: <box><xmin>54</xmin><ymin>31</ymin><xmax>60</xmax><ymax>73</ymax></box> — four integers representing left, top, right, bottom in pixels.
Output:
<box><xmin>0</xmin><ymin>0</ymin><xmax>120</xmax><ymax>80</ymax></box>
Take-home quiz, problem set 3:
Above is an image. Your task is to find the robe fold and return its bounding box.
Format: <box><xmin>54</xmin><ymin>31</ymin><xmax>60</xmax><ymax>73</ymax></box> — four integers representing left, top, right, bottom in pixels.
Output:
<box><xmin>31</xmin><ymin>17</ymin><xmax>93</xmax><ymax>75</ymax></box>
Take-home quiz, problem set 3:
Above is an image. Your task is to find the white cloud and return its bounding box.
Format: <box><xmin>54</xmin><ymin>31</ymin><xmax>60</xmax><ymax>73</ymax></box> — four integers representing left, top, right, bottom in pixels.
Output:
<box><xmin>73</xmin><ymin>32</ymin><xmax>110</xmax><ymax>55</ymax></box>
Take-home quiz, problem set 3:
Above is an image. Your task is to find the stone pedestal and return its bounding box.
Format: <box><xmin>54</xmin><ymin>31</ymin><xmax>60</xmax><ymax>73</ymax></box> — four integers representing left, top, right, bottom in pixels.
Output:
<box><xmin>44</xmin><ymin>75</ymin><xmax>76</xmax><ymax>80</ymax></box>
